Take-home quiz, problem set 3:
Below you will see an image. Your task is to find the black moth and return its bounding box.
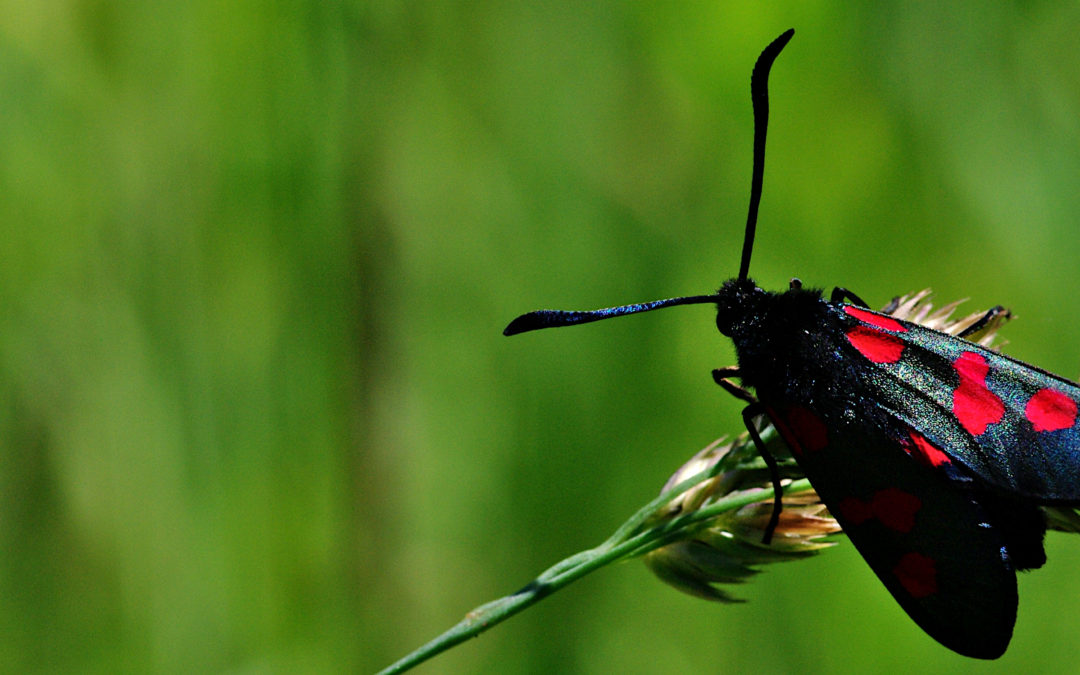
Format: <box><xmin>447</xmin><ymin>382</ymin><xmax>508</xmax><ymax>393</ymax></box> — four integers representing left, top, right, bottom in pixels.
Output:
<box><xmin>504</xmin><ymin>29</ymin><xmax>1080</xmax><ymax>659</ymax></box>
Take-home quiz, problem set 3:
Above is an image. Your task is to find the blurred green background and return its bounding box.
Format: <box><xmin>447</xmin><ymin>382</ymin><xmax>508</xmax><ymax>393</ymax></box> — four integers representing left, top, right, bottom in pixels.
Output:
<box><xmin>3</xmin><ymin>2</ymin><xmax>1080</xmax><ymax>673</ymax></box>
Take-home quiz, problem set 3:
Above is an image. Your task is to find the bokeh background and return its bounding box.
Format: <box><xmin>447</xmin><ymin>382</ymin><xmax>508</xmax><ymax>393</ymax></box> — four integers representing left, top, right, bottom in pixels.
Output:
<box><xmin>3</xmin><ymin>2</ymin><xmax>1080</xmax><ymax>673</ymax></box>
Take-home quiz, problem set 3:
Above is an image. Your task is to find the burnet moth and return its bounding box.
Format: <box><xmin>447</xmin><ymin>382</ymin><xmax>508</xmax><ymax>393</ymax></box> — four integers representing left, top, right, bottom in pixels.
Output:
<box><xmin>503</xmin><ymin>28</ymin><xmax>1080</xmax><ymax>659</ymax></box>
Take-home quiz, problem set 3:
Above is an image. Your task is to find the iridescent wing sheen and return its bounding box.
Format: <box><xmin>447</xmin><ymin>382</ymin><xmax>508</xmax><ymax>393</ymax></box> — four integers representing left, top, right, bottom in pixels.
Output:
<box><xmin>835</xmin><ymin>303</ymin><xmax>1080</xmax><ymax>503</ymax></box>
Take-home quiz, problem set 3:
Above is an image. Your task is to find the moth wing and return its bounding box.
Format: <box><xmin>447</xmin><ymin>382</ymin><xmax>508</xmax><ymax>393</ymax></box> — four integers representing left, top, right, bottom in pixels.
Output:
<box><xmin>838</xmin><ymin>304</ymin><xmax>1080</xmax><ymax>502</ymax></box>
<box><xmin>767</xmin><ymin>402</ymin><xmax>1035</xmax><ymax>659</ymax></box>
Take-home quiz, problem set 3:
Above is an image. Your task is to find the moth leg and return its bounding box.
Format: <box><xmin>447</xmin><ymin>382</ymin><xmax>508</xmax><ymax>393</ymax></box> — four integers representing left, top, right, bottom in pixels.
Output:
<box><xmin>714</xmin><ymin>370</ymin><xmax>778</xmax><ymax>542</ymax></box>
<box><xmin>957</xmin><ymin>305</ymin><xmax>1011</xmax><ymax>339</ymax></box>
<box><xmin>712</xmin><ymin>367</ymin><xmax>757</xmax><ymax>404</ymax></box>
<box><xmin>830</xmin><ymin>286</ymin><xmax>870</xmax><ymax>307</ymax></box>
<box><xmin>742</xmin><ymin>402</ymin><xmax>783</xmax><ymax>545</ymax></box>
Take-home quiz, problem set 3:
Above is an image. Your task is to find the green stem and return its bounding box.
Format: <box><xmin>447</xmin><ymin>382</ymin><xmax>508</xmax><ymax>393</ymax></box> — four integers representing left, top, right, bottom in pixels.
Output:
<box><xmin>376</xmin><ymin>477</ymin><xmax>812</xmax><ymax>674</ymax></box>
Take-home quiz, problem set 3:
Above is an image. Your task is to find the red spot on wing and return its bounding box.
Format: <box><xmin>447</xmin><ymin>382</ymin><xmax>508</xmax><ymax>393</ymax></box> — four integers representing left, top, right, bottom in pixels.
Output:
<box><xmin>893</xmin><ymin>552</ymin><xmax>937</xmax><ymax>599</ymax></box>
<box><xmin>871</xmin><ymin>488</ymin><xmax>921</xmax><ymax>533</ymax></box>
<box><xmin>844</xmin><ymin>305</ymin><xmax>907</xmax><ymax>332</ymax></box>
<box><xmin>764</xmin><ymin>405</ymin><xmax>802</xmax><ymax>456</ymax></box>
<box><xmin>846</xmin><ymin>326</ymin><xmax>905</xmax><ymax>364</ymax></box>
<box><xmin>765</xmin><ymin>405</ymin><xmax>828</xmax><ymax>457</ymax></box>
<box><xmin>836</xmin><ymin>497</ymin><xmax>872</xmax><ymax>525</ymax></box>
<box><xmin>835</xmin><ymin>488</ymin><xmax>921</xmax><ymax>533</ymax></box>
<box><xmin>1025</xmin><ymin>387</ymin><xmax>1078</xmax><ymax>432</ymax></box>
<box><xmin>906</xmin><ymin>431</ymin><xmax>951</xmax><ymax>468</ymax></box>
<box><xmin>787</xmin><ymin>406</ymin><xmax>828</xmax><ymax>453</ymax></box>
<box><xmin>952</xmin><ymin>351</ymin><xmax>1004</xmax><ymax>436</ymax></box>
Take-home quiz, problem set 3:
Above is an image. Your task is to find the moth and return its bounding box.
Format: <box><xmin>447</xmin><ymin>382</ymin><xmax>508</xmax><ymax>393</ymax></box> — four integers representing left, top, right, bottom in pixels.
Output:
<box><xmin>504</xmin><ymin>29</ymin><xmax>1080</xmax><ymax>659</ymax></box>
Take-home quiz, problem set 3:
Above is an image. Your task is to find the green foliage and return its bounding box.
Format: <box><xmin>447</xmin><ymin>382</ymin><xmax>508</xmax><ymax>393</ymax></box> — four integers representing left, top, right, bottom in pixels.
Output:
<box><xmin>3</xmin><ymin>3</ymin><xmax>1080</xmax><ymax>672</ymax></box>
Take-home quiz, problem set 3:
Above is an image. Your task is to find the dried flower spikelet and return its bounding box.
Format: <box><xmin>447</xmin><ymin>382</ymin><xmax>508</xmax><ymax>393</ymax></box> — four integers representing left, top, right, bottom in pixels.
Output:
<box><xmin>885</xmin><ymin>289</ymin><xmax>1011</xmax><ymax>348</ymax></box>
<box><xmin>651</xmin><ymin>437</ymin><xmax>742</xmax><ymax>519</ymax></box>
<box><xmin>644</xmin><ymin>435</ymin><xmax>840</xmax><ymax>602</ymax></box>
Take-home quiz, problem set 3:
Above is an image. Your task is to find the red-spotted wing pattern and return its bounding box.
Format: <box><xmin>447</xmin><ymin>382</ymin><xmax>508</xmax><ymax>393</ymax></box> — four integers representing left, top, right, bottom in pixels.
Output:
<box><xmin>503</xmin><ymin>31</ymin><xmax>1078</xmax><ymax>660</ymax></box>
<box><xmin>766</xmin><ymin>397</ymin><xmax>1045</xmax><ymax>659</ymax></box>
<box><xmin>837</xmin><ymin>303</ymin><xmax>1080</xmax><ymax>502</ymax></box>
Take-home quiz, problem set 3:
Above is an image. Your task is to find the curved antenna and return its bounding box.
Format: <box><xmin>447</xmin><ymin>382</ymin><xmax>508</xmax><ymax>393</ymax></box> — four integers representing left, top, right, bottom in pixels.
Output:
<box><xmin>504</xmin><ymin>294</ymin><xmax>719</xmax><ymax>336</ymax></box>
<box><xmin>738</xmin><ymin>28</ymin><xmax>794</xmax><ymax>281</ymax></box>
<box><xmin>504</xmin><ymin>30</ymin><xmax>794</xmax><ymax>338</ymax></box>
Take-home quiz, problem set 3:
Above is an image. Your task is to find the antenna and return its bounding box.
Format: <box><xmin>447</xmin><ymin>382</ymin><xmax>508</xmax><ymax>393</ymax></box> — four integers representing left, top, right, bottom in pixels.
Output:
<box><xmin>738</xmin><ymin>28</ymin><xmax>793</xmax><ymax>281</ymax></box>
<box><xmin>503</xmin><ymin>294</ymin><xmax>719</xmax><ymax>336</ymax></box>
<box><xmin>503</xmin><ymin>29</ymin><xmax>794</xmax><ymax>337</ymax></box>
